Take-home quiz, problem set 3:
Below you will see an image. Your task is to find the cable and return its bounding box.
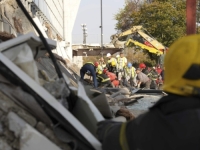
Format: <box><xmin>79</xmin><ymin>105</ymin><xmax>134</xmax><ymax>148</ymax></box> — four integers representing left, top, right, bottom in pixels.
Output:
<box><xmin>16</xmin><ymin>0</ymin><xmax>63</xmax><ymax>79</ymax></box>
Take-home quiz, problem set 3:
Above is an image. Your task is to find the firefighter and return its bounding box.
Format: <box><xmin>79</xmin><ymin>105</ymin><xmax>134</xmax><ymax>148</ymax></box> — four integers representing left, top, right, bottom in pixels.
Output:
<box><xmin>117</xmin><ymin>51</ymin><xmax>127</xmax><ymax>86</ymax></box>
<box><xmin>136</xmin><ymin>68</ymin><xmax>151</xmax><ymax>89</ymax></box>
<box><xmin>123</xmin><ymin>62</ymin><xmax>137</xmax><ymax>87</ymax></box>
<box><xmin>80</xmin><ymin>62</ymin><xmax>98</xmax><ymax>88</ymax></box>
<box><xmin>95</xmin><ymin>62</ymin><xmax>103</xmax><ymax>75</ymax></box>
<box><xmin>99</xmin><ymin>57</ymin><xmax>106</xmax><ymax>69</ymax></box>
<box><xmin>96</xmin><ymin>71</ymin><xmax>113</xmax><ymax>88</ymax></box>
<box><xmin>106</xmin><ymin>53</ymin><xmax>117</xmax><ymax>74</ymax></box>
<box><xmin>148</xmin><ymin>66</ymin><xmax>159</xmax><ymax>89</ymax></box>
<box><xmin>97</xmin><ymin>34</ymin><xmax>200</xmax><ymax>150</ymax></box>
<box><xmin>103</xmin><ymin>69</ymin><xmax>119</xmax><ymax>87</ymax></box>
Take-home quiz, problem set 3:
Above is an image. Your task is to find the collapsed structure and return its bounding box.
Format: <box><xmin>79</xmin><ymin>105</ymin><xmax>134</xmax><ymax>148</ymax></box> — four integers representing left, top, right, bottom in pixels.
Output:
<box><xmin>0</xmin><ymin>0</ymin><xmax>164</xmax><ymax>150</ymax></box>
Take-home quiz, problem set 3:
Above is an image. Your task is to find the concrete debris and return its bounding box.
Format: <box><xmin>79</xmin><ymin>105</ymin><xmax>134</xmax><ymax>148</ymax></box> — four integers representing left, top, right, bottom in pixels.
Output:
<box><xmin>43</xmin><ymin>78</ymin><xmax>70</xmax><ymax>109</ymax></box>
<box><xmin>0</xmin><ymin>139</ymin><xmax>12</xmax><ymax>150</ymax></box>
<box><xmin>0</xmin><ymin>91</ymin><xmax>71</xmax><ymax>150</ymax></box>
<box><xmin>0</xmin><ymin>29</ymin><xmax>164</xmax><ymax>150</ymax></box>
<box><xmin>7</xmin><ymin>112</ymin><xmax>62</xmax><ymax>150</ymax></box>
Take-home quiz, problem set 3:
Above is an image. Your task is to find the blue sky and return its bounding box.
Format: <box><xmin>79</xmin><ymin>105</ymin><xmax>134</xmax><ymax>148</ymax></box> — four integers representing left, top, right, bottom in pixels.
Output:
<box><xmin>72</xmin><ymin>0</ymin><xmax>125</xmax><ymax>44</ymax></box>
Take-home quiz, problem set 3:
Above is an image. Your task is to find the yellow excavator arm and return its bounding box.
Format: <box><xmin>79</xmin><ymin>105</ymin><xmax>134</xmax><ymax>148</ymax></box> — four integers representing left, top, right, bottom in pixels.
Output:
<box><xmin>111</xmin><ymin>25</ymin><xmax>165</xmax><ymax>52</ymax></box>
<box><xmin>116</xmin><ymin>26</ymin><xmax>143</xmax><ymax>38</ymax></box>
<box><xmin>126</xmin><ymin>39</ymin><xmax>163</xmax><ymax>56</ymax></box>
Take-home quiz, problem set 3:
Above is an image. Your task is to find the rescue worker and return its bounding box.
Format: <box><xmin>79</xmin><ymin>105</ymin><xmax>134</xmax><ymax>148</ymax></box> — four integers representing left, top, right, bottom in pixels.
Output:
<box><xmin>95</xmin><ymin>62</ymin><xmax>103</xmax><ymax>75</ymax></box>
<box><xmin>148</xmin><ymin>66</ymin><xmax>159</xmax><ymax>89</ymax></box>
<box><xmin>123</xmin><ymin>62</ymin><xmax>137</xmax><ymax>87</ymax></box>
<box><xmin>139</xmin><ymin>63</ymin><xmax>149</xmax><ymax>75</ymax></box>
<box><xmin>106</xmin><ymin>53</ymin><xmax>117</xmax><ymax>74</ymax></box>
<box><xmin>103</xmin><ymin>69</ymin><xmax>119</xmax><ymax>87</ymax></box>
<box><xmin>115</xmin><ymin>54</ymin><xmax>120</xmax><ymax>78</ymax></box>
<box><xmin>156</xmin><ymin>64</ymin><xmax>162</xmax><ymax>75</ymax></box>
<box><xmin>117</xmin><ymin>51</ymin><xmax>127</xmax><ymax>86</ymax></box>
<box><xmin>136</xmin><ymin>68</ymin><xmax>151</xmax><ymax>89</ymax></box>
<box><xmin>97</xmin><ymin>34</ymin><xmax>200</xmax><ymax>150</ymax></box>
<box><xmin>96</xmin><ymin>71</ymin><xmax>113</xmax><ymax>87</ymax></box>
<box><xmin>80</xmin><ymin>62</ymin><xmax>98</xmax><ymax>88</ymax></box>
<box><xmin>99</xmin><ymin>57</ymin><xmax>106</xmax><ymax>69</ymax></box>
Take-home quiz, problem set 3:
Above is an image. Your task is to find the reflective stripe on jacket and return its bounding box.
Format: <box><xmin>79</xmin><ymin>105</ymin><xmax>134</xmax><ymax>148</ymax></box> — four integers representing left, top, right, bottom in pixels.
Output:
<box><xmin>97</xmin><ymin>74</ymin><xmax>110</xmax><ymax>82</ymax></box>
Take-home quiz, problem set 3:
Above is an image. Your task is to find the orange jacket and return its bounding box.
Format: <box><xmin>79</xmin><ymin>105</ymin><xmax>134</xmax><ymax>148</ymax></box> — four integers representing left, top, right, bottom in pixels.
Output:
<box><xmin>105</xmin><ymin>72</ymin><xmax>117</xmax><ymax>81</ymax></box>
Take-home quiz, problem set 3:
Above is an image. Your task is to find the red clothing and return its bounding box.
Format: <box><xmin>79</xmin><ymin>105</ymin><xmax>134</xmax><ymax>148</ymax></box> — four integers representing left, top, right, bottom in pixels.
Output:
<box><xmin>156</xmin><ymin>68</ymin><xmax>162</xmax><ymax>74</ymax></box>
<box><xmin>105</xmin><ymin>72</ymin><xmax>117</xmax><ymax>81</ymax></box>
<box><xmin>105</xmin><ymin>71</ymin><xmax>119</xmax><ymax>87</ymax></box>
<box><xmin>112</xmin><ymin>80</ymin><xmax>119</xmax><ymax>87</ymax></box>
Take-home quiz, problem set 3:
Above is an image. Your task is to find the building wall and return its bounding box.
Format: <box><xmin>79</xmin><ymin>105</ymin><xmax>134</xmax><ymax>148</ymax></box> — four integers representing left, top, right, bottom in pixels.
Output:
<box><xmin>33</xmin><ymin>0</ymin><xmax>64</xmax><ymax>38</ymax></box>
<box><xmin>32</xmin><ymin>0</ymin><xmax>81</xmax><ymax>60</ymax></box>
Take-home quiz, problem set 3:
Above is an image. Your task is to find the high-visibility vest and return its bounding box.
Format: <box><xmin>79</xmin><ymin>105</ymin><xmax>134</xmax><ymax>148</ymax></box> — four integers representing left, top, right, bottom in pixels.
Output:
<box><xmin>125</xmin><ymin>67</ymin><xmax>135</xmax><ymax>78</ymax></box>
<box><xmin>99</xmin><ymin>62</ymin><xmax>106</xmax><ymax>68</ymax></box>
<box><xmin>85</xmin><ymin>62</ymin><xmax>94</xmax><ymax>65</ymax></box>
<box><xmin>96</xmin><ymin>65</ymin><xmax>103</xmax><ymax>74</ymax></box>
<box><xmin>117</xmin><ymin>57</ymin><xmax>127</xmax><ymax>69</ymax></box>
<box><xmin>108</xmin><ymin>58</ymin><xmax>117</xmax><ymax>67</ymax></box>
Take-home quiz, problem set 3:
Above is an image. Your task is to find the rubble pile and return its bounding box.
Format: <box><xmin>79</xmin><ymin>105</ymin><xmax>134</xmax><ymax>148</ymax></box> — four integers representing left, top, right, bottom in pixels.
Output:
<box><xmin>0</xmin><ymin>81</ymin><xmax>71</xmax><ymax>150</ymax></box>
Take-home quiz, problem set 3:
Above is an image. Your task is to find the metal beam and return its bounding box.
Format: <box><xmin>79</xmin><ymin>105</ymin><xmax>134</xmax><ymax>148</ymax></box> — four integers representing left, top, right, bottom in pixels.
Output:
<box><xmin>186</xmin><ymin>0</ymin><xmax>197</xmax><ymax>35</ymax></box>
<box><xmin>73</xmin><ymin>48</ymin><xmax>122</xmax><ymax>56</ymax></box>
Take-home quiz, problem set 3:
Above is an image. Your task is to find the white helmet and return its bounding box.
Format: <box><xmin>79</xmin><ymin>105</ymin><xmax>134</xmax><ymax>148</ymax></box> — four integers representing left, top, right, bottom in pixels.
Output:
<box><xmin>116</xmin><ymin>54</ymin><xmax>120</xmax><ymax>58</ymax></box>
<box><xmin>106</xmin><ymin>53</ymin><xmax>111</xmax><ymax>57</ymax></box>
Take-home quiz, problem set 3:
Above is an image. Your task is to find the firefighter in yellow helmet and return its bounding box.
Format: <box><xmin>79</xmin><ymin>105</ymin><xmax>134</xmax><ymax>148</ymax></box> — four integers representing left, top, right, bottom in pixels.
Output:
<box><xmin>97</xmin><ymin>35</ymin><xmax>200</xmax><ymax>150</ymax></box>
<box><xmin>106</xmin><ymin>53</ymin><xmax>118</xmax><ymax>74</ymax></box>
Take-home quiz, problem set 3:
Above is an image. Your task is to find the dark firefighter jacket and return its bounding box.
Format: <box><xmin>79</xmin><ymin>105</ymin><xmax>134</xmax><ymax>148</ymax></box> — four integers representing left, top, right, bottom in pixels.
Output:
<box><xmin>80</xmin><ymin>62</ymin><xmax>97</xmax><ymax>88</ymax></box>
<box><xmin>97</xmin><ymin>74</ymin><xmax>110</xmax><ymax>84</ymax></box>
<box><xmin>97</xmin><ymin>94</ymin><xmax>200</xmax><ymax>150</ymax></box>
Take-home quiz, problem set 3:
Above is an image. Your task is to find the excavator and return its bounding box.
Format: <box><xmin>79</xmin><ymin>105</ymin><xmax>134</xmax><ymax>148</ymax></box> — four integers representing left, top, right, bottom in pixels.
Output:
<box><xmin>110</xmin><ymin>25</ymin><xmax>167</xmax><ymax>64</ymax></box>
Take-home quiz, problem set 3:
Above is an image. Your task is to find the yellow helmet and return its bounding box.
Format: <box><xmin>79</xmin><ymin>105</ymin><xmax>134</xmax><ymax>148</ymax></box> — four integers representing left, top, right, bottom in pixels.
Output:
<box><xmin>163</xmin><ymin>34</ymin><xmax>200</xmax><ymax>96</ymax></box>
<box><xmin>111</xmin><ymin>61</ymin><xmax>116</xmax><ymax>67</ymax></box>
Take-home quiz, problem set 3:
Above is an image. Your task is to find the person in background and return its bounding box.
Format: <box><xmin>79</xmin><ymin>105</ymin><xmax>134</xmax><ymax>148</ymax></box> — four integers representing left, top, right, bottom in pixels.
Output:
<box><xmin>139</xmin><ymin>63</ymin><xmax>149</xmax><ymax>75</ymax></box>
<box><xmin>148</xmin><ymin>67</ymin><xmax>159</xmax><ymax>89</ymax></box>
<box><xmin>124</xmin><ymin>62</ymin><xmax>137</xmax><ymax>87</ymax></box>
<box><xmin>117</xmin><ymin>51</ymin><xmax>127</xmax><ymax>86</ymax></box>
<box><xmin>136</xmin><ymin>68</ymin><xmax>151</xmax><ymax>89</ymax></box>
<box><xmin>95</xmin><ymin>62</ymin><xmax>103</xmax><ymax>75</ymax></box>
<box><xmin>160</xmin><ymin>66</ymin><xmax>165</xmax><ymax>81</ymax></box>
<box><xmin>155</xmin><ymin>64</ymin><xmax>162</xmax><ymax>75</ymax></box>
<box><xmin>97</xmin><ymin>34</ymin><xmax>200</xmax><ymax>150</ymax></box>
<box><xmin>106</xmin><ymin>53</ymin><xmax>118</xmax><ymax>74</ymax></box>
<box><xmin>103</xmin><ymin>69</ymin><xmax>119</xmax><ymax>87</ymax></box>
<box><xmin>99</xmin><ymin>57</ymin><xmax>107</xmax><ymax>69</ymax></box>
<box><xmin>96</xmin><ymin>71</ymin><xmax>113</xmax><ymax>88</ymax></box>
<box><xmin>115</xmin><ymin>54</ymin><xmax>120</xmax><ymax>78</ymax></box>
<box><xmin>80</xmin><ymin>62</ymin><xmax>98</xmax><ymax>88</ymax></box>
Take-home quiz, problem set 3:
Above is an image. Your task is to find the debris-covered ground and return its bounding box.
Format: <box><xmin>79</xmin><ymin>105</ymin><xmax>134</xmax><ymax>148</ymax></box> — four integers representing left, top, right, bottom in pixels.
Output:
<box><xmin>0</xmin><ymin>31</ymin><xmax>164</xmax><ymax>150</ymax></box>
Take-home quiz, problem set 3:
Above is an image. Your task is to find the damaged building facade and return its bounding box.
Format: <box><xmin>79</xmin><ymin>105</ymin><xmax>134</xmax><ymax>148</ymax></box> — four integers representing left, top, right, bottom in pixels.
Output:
<box><xmin>0</xmin><ymin>0</ymin><xmax>81</xmax><ymax>61</ymax></box>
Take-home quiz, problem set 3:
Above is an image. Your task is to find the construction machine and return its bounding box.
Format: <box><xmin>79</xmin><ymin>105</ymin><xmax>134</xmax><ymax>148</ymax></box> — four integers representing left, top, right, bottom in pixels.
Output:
<box><xmin>110</xmin><ymin>26</ymin><xmax>167</xmax><ymax>64</ymax></box>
